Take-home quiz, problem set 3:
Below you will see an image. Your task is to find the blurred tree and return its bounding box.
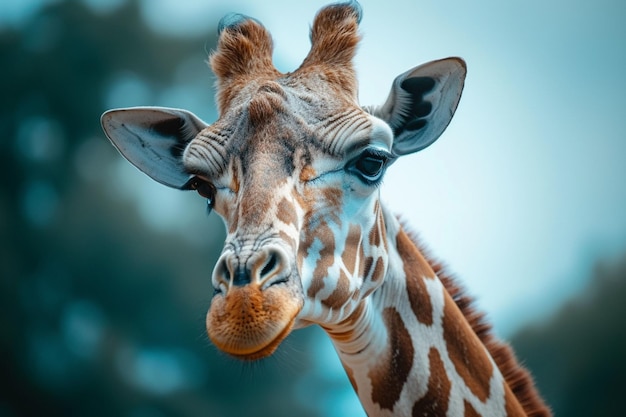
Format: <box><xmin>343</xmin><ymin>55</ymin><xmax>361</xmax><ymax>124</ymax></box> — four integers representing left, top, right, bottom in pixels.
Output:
<box><xmin>512</xmin><ymin>254</ymin><xmax>626</xmax><ymax>416</ymax></box>
<box><xmin>0</xmin><ymin>1</ymin><xmax>320</xmax><ymax>416</ymax></box>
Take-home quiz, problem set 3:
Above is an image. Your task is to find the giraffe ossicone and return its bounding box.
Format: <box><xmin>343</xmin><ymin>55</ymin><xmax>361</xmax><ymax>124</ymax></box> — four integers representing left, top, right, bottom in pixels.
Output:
<box><xmin>101</xmin><ymin>1</ymin><xmax>551</xmax><ymax>415</ymax></box>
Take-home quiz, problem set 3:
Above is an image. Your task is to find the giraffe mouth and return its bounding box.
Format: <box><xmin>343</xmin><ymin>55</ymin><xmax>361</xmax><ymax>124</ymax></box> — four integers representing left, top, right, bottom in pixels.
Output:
<box><xmin>213</xmin><ymin>315</ymin><xmax>297</xmax><ymax>361</ymax></box>
<box><xmin>206</xmin><ymin>284</ymin><xmax>303</xmax><ymax>360</ymax></box>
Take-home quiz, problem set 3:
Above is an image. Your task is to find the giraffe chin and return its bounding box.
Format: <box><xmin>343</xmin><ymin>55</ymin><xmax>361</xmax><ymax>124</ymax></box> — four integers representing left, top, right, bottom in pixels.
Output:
<box><xmin>206</xmin><ymin>284</ymin><xmax>302</xmax><ymax>361</ymax></box>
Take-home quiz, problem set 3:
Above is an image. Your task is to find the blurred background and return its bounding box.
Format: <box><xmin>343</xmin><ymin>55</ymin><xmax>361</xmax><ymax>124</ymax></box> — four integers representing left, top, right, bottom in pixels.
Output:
<box><xmin>1</xmin><ymin>0</ymin><xmax>624</xmax><ymax>416</ymax></box>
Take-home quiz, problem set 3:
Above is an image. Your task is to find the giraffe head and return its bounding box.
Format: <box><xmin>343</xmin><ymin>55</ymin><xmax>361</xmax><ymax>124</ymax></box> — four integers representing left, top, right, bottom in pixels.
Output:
<box><xmin>101</xmin><ymin>1</ymin><xmax>466</xmax><ymax>360</ymax></box>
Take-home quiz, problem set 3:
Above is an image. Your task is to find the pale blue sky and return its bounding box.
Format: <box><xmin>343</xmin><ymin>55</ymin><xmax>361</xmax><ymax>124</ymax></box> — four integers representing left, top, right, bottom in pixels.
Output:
<box><xmin>4</xmin><ymin>1</ymin><xmax>625</xmax><ymax>415</ymax></box>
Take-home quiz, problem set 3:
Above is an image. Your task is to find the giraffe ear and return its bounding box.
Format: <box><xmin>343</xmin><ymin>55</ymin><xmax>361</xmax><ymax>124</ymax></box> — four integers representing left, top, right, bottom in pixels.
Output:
<box><xmin>367</xmin><ymin>57</ymin><xmax>466</xmax><ymax>156</ymax></box>
<box><xmin>101</xmin><ymin>107</ymin><xmax>208</xmax><ymax>189</ymax></box>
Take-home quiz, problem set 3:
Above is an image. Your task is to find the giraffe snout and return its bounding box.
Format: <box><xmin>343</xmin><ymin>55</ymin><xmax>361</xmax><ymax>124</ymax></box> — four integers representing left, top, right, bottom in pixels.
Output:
<box><xmin>207</xmin><ymin>245</ymin><xmax>303</xmax><ymax>360</ymax></box>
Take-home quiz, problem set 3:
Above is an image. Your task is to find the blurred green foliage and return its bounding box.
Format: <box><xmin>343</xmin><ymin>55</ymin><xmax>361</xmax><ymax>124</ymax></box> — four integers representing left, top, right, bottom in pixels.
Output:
<box><xmin>1</xmin><ymin>1</ymin><xmax>624</xmax><ymax>416</ymax></box>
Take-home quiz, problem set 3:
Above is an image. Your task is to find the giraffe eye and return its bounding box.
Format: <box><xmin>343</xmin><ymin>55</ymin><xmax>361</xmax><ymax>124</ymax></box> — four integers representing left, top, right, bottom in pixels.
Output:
<box><xmin>350</xmin><ymin>149</ymin><xmax>390</xmax><ymax>184</ymax></box>
<box><xmin>186</xmin><ymin>176</ymin><xmax>216</xmax><ymax>211</ymax></box>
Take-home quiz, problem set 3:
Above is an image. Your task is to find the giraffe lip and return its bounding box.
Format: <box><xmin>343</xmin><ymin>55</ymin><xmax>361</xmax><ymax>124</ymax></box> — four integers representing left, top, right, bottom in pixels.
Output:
<box><xmin>206</xmin><ymin>285</ymin><xmax>303</xmax><ymax>361</ymax></box>
<box><xmin>220</xmin><ymin>315</ymin><xmax>297</xmax><ymax>361</ymax></box>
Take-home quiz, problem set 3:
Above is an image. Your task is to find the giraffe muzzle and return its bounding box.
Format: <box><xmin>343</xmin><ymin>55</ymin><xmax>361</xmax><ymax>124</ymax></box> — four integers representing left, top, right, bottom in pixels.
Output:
<box><xmin>206</xmin><ymin>245</ymin><xmax>304</xmax><ymax>360</ymax></box>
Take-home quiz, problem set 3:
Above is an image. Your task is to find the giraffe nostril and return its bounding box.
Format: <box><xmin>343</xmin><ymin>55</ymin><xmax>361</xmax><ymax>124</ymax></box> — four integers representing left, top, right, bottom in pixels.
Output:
<box><xmin>260</xmin><ymin>252</ymin><xmax>278</xmax><ymax>278</ymax></box>
<box><xmin>213</xmin><ymin>256</ymin><xmax>231</xmax><ymax>292</ymax></box>
<box><xmin>259</xmin><ymin>248</ymin><xmax>291</xmax><ymax>288</ymax></box>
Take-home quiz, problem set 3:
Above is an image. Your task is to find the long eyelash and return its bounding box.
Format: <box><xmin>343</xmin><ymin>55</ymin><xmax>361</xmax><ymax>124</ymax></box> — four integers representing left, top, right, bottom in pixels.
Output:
<box><xmin>363</xmin><ymin>148</ymin><xmax>392</xmax><ymax>160</ymax></box>
<box><xmin>360</xmin><ymin>173</ymin><xmax>386</xmax><ymax>187</ymax></box>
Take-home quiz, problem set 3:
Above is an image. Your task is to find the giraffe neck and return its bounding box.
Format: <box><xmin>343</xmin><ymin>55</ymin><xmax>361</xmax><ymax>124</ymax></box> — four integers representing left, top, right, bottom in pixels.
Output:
<box><xmin>322</xmin><ymin>208</ymin><xmax>527</xmax><ymax>417</ymax></box>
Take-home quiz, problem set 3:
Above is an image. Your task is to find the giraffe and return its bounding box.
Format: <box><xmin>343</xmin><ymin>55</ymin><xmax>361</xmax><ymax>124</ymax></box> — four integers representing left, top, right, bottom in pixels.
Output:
<box><xmin>101</xmin><ymin>1</ymin><xmax>551</xmax><ymax>416</ymax></box>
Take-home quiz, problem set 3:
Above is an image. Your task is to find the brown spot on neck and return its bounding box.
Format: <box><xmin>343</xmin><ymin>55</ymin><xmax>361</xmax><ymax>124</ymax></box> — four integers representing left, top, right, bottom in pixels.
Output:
<box><xmin>463</xmin><ymin>400</ymin><xmax>480</xmax><ymax>417</ymax></box>
<box><xmin>323</xmin><ymin>299</ymin><xmax>366</xmax><ymax>343</ymax></box>
<box><xmin>368</xmin><ymin>217</ymin><xmax>381</xmax><ymax>247</ymax></box>
<box><xmin>442</xmin><ymin>290</ymin><xmax>493</xmax><ymax>402</ymax></box>
<box><xmin>400</xmin><ymin>225</ymin><xmax>552</xmax><ymax>416</ymax></box>
<box><xmin>362</xmin><ymin>256</ymin><xmax>374</xmax><ymax>281</ymax></box>
<box><xmin>369</xmin><ymin>257</ymin><xmax>385</xmax><ymax>284</ymax></box>
<box><xmin>368</xmin><ymin>307</ymin><xmax>414</xmax><ymax>411</ymax></box>
<box><xmin>412</xmin><ymin>348</ymin><xmax>451</xmax><ymax>416</ymax></box>
<box><xmin>396</xmin><ymin>230</ymin><xmax>435</xmax><ymax>325</ymax></box>
<box><xmin>322</xmin><ymin>269</ymin><xmax>350</xmax><ymax>309</ymax></box>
